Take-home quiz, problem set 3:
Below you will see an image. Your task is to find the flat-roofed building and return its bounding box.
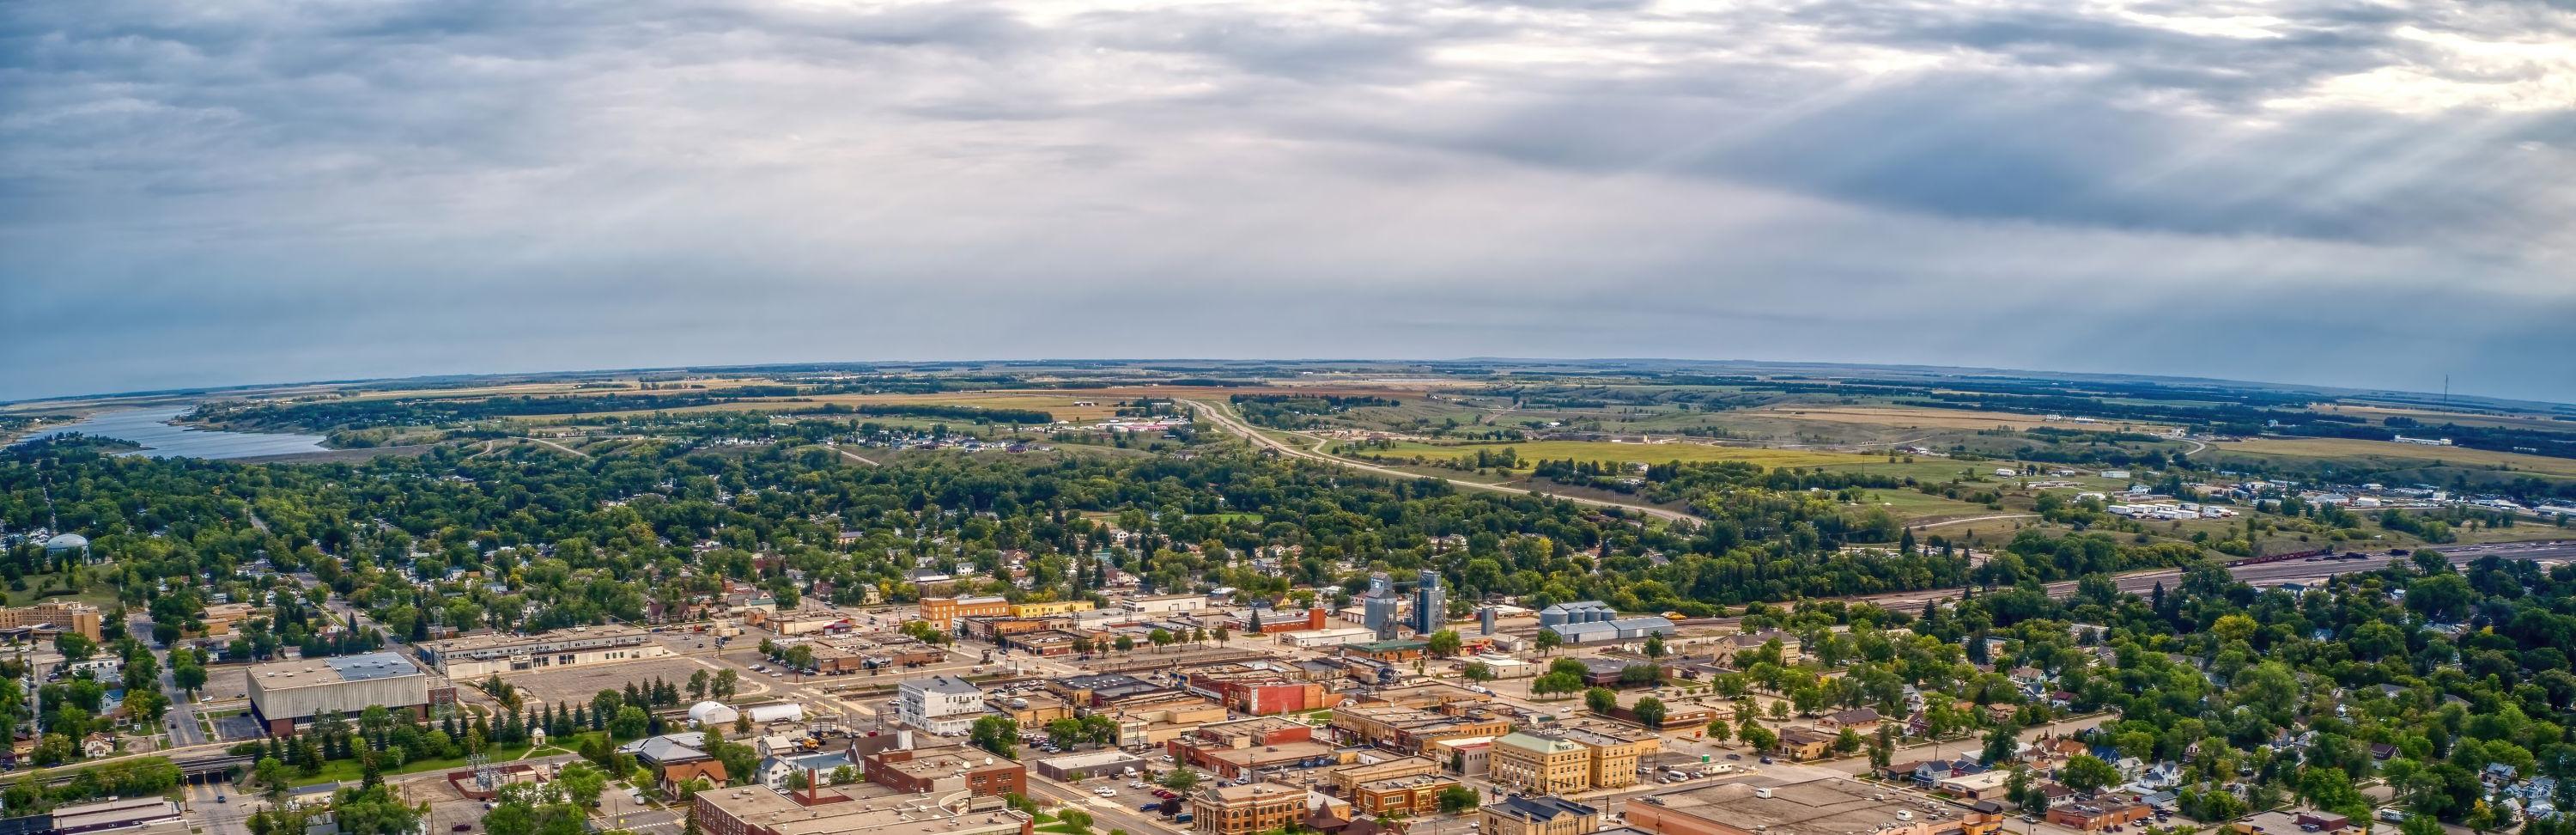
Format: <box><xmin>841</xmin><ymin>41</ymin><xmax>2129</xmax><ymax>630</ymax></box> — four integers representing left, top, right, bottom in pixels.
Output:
<box><xmin>1352</xmin><ymin>774</ymin><xmax>1457</xmax><ymax>816</ymax></box>
<box><xmin>1010</xmin><ymin>600</ymin><xmax>1095</xmax><ymax>619</ymax></box>
<box><xmin>693</xmin><ymin>784</ymin><xmax>1033</xmax><ymax>835</ymax></box>
<box><xmin>864</xmin><ymin>743</ymin><xmax>1026</xmax><ymax>798</ymax></box>
<box><xmin>48</xmin><ymin>796</ymin><xmax>182</xmax><ymax>835</ymax></box>
<box><xmin>1430</xmin><ymin>736</ymin><xmax>1492</xmax><ymax>776</ymax></box>
<box><xmin>1191</xmin><ymin>782</ymin><xmax>1307</xmax><ymax>835</ymax></box>
<box><xmin>1176</xmin><ymin>740</ymin><xmax>1341</xmax><ymax>780</ymax></box>
<box><xmin>1480</xmin><ymin>796</ymin><xmax>1600</xmax><ymax>835</ymax></box>
<box><xmin>1323</xmin><ymin>756</ymin><xmax>1442</xmax><ymax>793</ymax></box>
<box><xmin>1623</xmin><ymin>776</ymin><xmax>2004</xmax><ymax>835</ymax></box>
<box><xmin>416</xmin><ymin>625</ymin><xmax>668</xmax><ymax>679</ymax></box>
<box><xmin>1491</xmin><ymin>731</ymin><xmax>1589</xmax><ymax>795</ymax></box>
<box><xmin>896</xmin><ymin>674</ymin><xmax>986</xmax><ymax>736</ymax></box>
<box><xmin>0</xmin><ymin>601</ymin><xmax>101</xmax><ymax>642</ymax></box>
<box><xmin>1332</xmin><ymin>706</ymin><xmax>1512</xmax><ymax>755</ymax></box>
<box><xmin>1119</xmin><ymin>594</ymin><xmax>1208</xmax><ymax>615</ymax></box>
<box><xmin>246</xmin><ymin>651</ymin><xmax>440</xmax><ymax>735</ymax></box>
<box><xmin>1186</xmin><ymin>664</ymin><xmax>1340</xmax><ymax>716</ymax></box>
<box><xmin>1491</xmin><ymin>724</ymin><xmax>1656</xmax><ymax>793</ymax></box>
<box><xmin>918</xmin><ymin>596</ymin><xmax>1012</xmax><ymax>629</ymax></box>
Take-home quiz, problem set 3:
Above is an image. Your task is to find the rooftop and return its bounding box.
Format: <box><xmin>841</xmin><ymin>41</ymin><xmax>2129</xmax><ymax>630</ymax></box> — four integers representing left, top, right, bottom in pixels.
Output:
<box><xmin>246</xmin><ymin>651</ymin><xmax>424</xmax><ymax>689</ymax></box>
<box><xmin>1486</xmin><ymin>795</ymin><xmax>1597</xmax><ymax>822</ymax></box>
<box><xmin>696</xmin><ymin>786</ymin><xmax>1028</xmax><ymax>835</ymax></box>
<box><xmin>420</xmin><ymin>625</ymin><xmax>656</xmax><ymax>659</ymax></box>
<box><xmin>1645</xmin><ymin>776</ymin><xmax>1931</xmax><ymax>835</ymax></box>
<box><xmin>904</xmin><ymin>674</ymin><xmax>981</xmax><ymax>696</ymax></box>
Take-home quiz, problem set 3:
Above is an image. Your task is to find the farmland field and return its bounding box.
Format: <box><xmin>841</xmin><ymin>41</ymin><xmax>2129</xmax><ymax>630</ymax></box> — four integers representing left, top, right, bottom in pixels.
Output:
<box><xmin>1354</xmin><ymin>439</ymin><xmax>1889</xmax><ymax>469</ymax></box>
<box><xmin>1741</xmin><ymin>405</ymin><xmax>2168</xmax><ymax>431</ymax></box>
<box><xmin>2213</xmin><ymin>437</ymin><xmax>2576</xmax><ymax>478</ymax></box>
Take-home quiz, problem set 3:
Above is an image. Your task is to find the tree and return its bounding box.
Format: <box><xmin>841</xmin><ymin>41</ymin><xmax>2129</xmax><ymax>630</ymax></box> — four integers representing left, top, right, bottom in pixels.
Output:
<box><xmin>556</xmin><ymin>761</ymin><xmax>609</xmax><ymax>808</ymax></box>
<box><xmin>1437</xmin><ymin>784</ymin><xmax>1478</xmax><ymax>814</ymax></box>
<box><xmin>1461</xmin><ymin>661</ymin><xmax>1495</xmax><ymax>682</ymax></box>
<box><xmin>970</xmin><ymin>716</ymin><xmax>1019</xmax><ymax>758</ymax></box>
<box><xmin>611</xmin><ymin>706</ymin><xmax>650</xmax><ymax>739</ymax></box>
<box><xmin>1643</xmin><ymin>635</ymin><xmax>1667</xmax><ymax>660</ymax></box>
<box><xmin>1534</xmin><ymin>629</ymin><xmax>1564</xmax><ymax>655</ymax></box>
<box><xmin>1162</xmin><ymin>768</ymin><xmax>1201</xmax><ymax>792</ymax></box>
<box><xmin>1425</xmin><ymin>630</ymin><xmax>1462</xmax><ymax>658</ymax></box>
<box><xmin>55</xmin><ymin>633</ymin><xmax>94</xmax><ymax>662</ymax></box>
<box><xmin>173</xmin><ymin>661</ymin><xmax>208</xmax><ymax>697</ymax></box>
<box><xmin>1739</xmin><ymin>722</ymin><xmax>1777</xmax><ymax>753</ymax></box>
<box><xmin>1585</xmin><ymin>687</ymin><xmax>1619</xmax><ymax>716</ymax></box>
<box><xmin>1979</xmin><ymin>725</ymin><xmax>2019</xmax><ymax>765</ymax></box>
<box><xmin>1530</xmin><ymin>672</ymin><xmax>1583</xmax><ymax>697</ymax></box>
<box><xmin>1704</xmin><ymin>719</ymin><xmax>1732</xmax><ymax>744</ymax></box>
<box><xmin>689</xmin><ymin>669</ymin><xmax>710</xmax><ymax>700</ymax></box>
<box><xmin>1634</xmin><ymin>697</ymin><xmax>1668</xmax><ymax>728</ymax></box>
<box><xmin>1148</xmin><ymin>628</ymin><xmax>1174</xmax><ymax>650</ymax></box>
<box><xmin>2060</xmin><ymin>755</ymin><xmax>2120</xmax><ymax>795</ymax></box>
<box><xmin>1114</xmin><ymin>636</ymin><xmax>1135</xmax><ymax>653</ymax></box>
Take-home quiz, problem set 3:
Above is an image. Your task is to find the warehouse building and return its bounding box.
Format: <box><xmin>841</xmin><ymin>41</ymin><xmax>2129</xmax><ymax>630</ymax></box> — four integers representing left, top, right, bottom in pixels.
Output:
<box><xmin>1545</xmin><ymin>616</ymin><xmax>1676</xmax><ymax>645</ymax></box>
<box><xmin>246</xmin><ymin>652</ymin><xmax>442</xmax><ymax>735</ymax></box>
<box><xmin>416</xmin><ymin>625</ymin><xmax>668</xmax><ymax>678</ymax></box>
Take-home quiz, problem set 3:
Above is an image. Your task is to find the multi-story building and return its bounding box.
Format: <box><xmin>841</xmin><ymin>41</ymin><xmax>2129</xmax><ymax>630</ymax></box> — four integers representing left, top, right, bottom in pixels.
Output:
<box><xmin>246</xmin><ymin>652</ymin><xmax>446</xmax><ymax>735</ymax></box>
<box><xmin>1185</xmin><ymin>664</ymin><xmax>1340</xmax><ymax>715</ymax></box>
<box><xmin>1352</xmin><ymin>774</ymin><xmax>1457</xmax><ymax>816</ymax></box>
<box><xmin>1009</xmin><ymin>600</ymin><xmax>1095</xmax><ymax>619</ymax></box>
<box><xmin>1489</xmin><ymin>725</ymin><xmax>1657</xmax><ymax>793</ymax></box>
<box><xmin>896</xmin><ymin>674</ymin><xmax>986</xmax><ymax>735</ymax></box>
<box><xmin>1191</xmin><ymin>783</ymin><xmax>1306</xmax><ymax>835</ymax></box>
<box><xmin>1480</xmin><ymin>796</ymin><xmax>1601</xmax><ymax>835</ymax></box>
<box><xmin>1490</xmin><ymin>731</ymin><xmax>1590</xmax><ymax>795</ymax></box>
<box><xmin>1322</xmin><ymin>756</ymin><xmax>1442</xmax><ymax>794</ymax></box>
<box><xmin>864</xmin><ymin>743</ymin><xmax>1027</xmax><ymax>797</ymax></box>
<box><xmin>415</xmin><ymin>625</ymin><xmax>669</xmax><ymax>678</ymax></box>
<box><xmin>0</xmin><ymin>601</ymin><xmax>101</xmax><ymax>641</ymax></box>
<box><xmin>1331</xmin><ymin>706</ymin><xmax>1512</xmax><ymax>755</ymax></box>
<box><xmin>1560</xmin><ymin>724</ymin><xmax>1656</xmax><ymax>789</ymax></box>
<box><xmin>1170</xmin><ymin>739</ymin><xmax>1339</xmax><ymax>781</ymax></box>
<box><xmin>1430</xmin><ymin>736</ymin><xmax>1492</xmax><ymax>776</ymax></box>
<box><xmin>917</xmin><ymin>596</ymin><xmax>1012</xmax><ymax>629</ymax></box>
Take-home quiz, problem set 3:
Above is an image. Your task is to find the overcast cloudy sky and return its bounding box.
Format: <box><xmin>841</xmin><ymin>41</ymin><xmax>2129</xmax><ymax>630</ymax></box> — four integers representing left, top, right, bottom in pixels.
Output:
<box><xmin>5</xmin><ymin>0</ymin><xmax>2573</xmax><ymax>403</ymax></box>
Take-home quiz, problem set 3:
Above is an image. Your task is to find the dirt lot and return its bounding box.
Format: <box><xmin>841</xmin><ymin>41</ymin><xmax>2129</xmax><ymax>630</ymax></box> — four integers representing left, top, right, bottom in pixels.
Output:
<box><xmin>501</xmin><ymin>656</ymin><xmax>726</xmax><ymax>707</ymax></box>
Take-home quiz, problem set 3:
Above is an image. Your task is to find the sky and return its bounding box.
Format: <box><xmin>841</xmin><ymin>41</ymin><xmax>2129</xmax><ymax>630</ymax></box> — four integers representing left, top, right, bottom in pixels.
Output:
<box><xmin>4</xmin><ymin>0</ymin><xmax>2574</xmax><ymax>404</ymax></box>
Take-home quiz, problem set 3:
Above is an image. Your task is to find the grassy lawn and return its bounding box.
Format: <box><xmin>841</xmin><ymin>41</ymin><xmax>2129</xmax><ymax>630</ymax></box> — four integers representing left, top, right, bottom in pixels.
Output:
<box><xmin>287</xmin><ymin>731</ymin><xmax>614</xmax><ymax>788</ymax></box>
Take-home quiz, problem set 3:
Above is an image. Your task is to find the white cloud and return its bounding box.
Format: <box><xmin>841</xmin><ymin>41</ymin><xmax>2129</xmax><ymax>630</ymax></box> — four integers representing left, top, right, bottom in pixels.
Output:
<box><xmin>0</xmin><ymin>0</ymin><xmax>2570</xmax><ymax>401</ymax></box>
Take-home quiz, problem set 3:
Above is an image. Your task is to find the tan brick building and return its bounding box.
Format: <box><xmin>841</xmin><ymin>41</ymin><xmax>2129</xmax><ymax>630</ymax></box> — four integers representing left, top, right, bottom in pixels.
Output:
<box><xmin>1191</xmin><ymin>782</ymin><xmax>1307</xmax><ymax>835</ymax></box>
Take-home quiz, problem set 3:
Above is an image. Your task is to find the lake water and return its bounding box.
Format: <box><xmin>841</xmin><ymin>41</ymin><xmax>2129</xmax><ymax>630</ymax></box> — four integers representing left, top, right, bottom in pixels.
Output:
<box><xmin>14</xmin><ymin>408</ymin><xmax>333</xmax><ymax>460</ymax></box>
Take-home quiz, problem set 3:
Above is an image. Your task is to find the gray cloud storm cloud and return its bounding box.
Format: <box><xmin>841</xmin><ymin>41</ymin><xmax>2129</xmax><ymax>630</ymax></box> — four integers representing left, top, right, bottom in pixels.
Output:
<box><xmin>3</xmin><ymin>0</ymin><xmax>2573</xmax><ymax>401</ymax></box>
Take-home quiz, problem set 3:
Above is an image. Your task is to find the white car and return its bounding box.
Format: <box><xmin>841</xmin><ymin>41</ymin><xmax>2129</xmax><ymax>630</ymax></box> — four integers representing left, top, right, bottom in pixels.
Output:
<box><xmin>1096</xmin><ymin>788</ymin><xmax>1117</xmax><ymax>797</ymax></box>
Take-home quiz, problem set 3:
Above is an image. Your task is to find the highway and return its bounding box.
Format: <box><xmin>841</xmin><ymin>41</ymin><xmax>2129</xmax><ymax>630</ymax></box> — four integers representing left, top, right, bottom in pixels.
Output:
<box><xmin>1182</xmin><ymin>399</ymin><xmax>1703</xmax><ymax>527</ymax></box>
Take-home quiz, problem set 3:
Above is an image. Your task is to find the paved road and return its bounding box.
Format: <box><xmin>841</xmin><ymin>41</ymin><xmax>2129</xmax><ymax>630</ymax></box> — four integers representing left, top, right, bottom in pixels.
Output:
<box><xmin>1183</xmin><ymin>399</ymin><xmax>1703</xmax><ymax>527</ymax></box>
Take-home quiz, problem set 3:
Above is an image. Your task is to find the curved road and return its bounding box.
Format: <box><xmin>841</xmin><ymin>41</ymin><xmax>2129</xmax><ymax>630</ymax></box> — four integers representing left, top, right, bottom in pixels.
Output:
<box><xmin>1182</xmin><ymin>399</ymin><xmax>1702</xmax><ymax>527</ymax></box>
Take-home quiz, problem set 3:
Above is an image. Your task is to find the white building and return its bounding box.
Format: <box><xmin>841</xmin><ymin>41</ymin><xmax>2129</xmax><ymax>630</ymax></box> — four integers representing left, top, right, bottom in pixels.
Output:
<box><xmin>896</xmin><ymin>674</ymin><xmax>986</xmax><ymax>735</ymax></box>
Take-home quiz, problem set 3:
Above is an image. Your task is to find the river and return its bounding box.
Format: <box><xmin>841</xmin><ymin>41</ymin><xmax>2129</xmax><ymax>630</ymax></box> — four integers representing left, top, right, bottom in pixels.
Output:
<box><xmin>12</xmin><ymin>408</ymin><xmax>333</xmax><ymax>460</ymax></box>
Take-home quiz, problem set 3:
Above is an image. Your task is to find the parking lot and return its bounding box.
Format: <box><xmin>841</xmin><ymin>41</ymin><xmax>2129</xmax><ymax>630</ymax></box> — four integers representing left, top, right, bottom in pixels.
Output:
<box><xmin>504</xmin><ymin>656</ymin><xmax>730</xmax><ymax>706</ymax></box>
